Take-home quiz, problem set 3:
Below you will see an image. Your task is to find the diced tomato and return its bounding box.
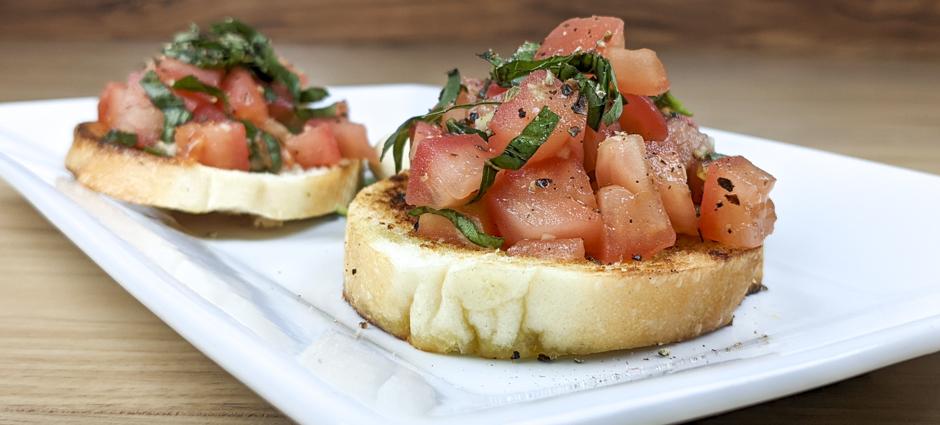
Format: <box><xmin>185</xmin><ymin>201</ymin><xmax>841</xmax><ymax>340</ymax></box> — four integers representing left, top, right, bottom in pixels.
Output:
<box><xmin>582</xmin><ymin>121</ymin><xmax>621</xmax><ymax>173</ymax></box>
<box><xmin>484</xmin><ymin>82</ymin><xmax>508</xmax><ymax>99</ymax></box>
<box><xmin>506</xmin><ymin>238</ymin><xmax>585</xmax><ymax>261</ymax></box>
<box><xmin>409</xmin><ymin>121</ymin><xmax>444</xmax><ymax>161</ymax></box>
<box><xmin>485</xmin><ymin>157</ymin><xmax>603</xmax><ymax>251</ymax></box>
<box><xmin>646</xmin><ymin>141</ymin><xmax>698</xmax><ymax>235</ymax></box>
<box><xmin>664</xmin><ymin>116</ymin><xmax>714</xmax><ymax>170</ymax></box>
<box><xmin>97</xmin><ymin>72</ymin><xmax>163</xmax><ymax>146</ymax></box>
<box><xmin>699</xmin><ymin>156</ymin><xmax>776</xmax><ymax>248</ymax></box>
<box><xmin>415</xmin><ymin>202</ymin><xmax>497</xmax><ymax>247</ymax></box>
<box><xmin>596</xmin><ymin>185</ymin><xmax>676</xmax><ymax>263</ymax></box>
<box><xmin>608</xmin><ymin>48</ymin><xmax>670</xmax><ymax>96</ymax></box>
<box><xmin>284</xmin><ymin>123</ymin><xmax>343</xmax><ymax>168</ymax></box>
<box><xmin>266</xmin><ymin>82</ymin><xmax>295</xmax><ymax>123</ymax></box>
<box><xmin>331</xmin><ymin>121</ymin><xmax>377</xmax><ymax>164</ymax></box>
<box><xmin>406</xmin><ymin>134</ymin><xmax>495</xmax><ymax>209</ymax></box>
<box><xmin>488</xmin><ymin>70</ymin><xmax>585</xmax><ymax>165</ymax></box>
<box><xmin>619</xmin><ymin>94</ymin><xmax>668</xmax><ymax>142</ymax></box>
<box><xmin>174</xmin><ymin>121</ymin><xmax>250</xmax><ymax>171</ymax></box>
<box><xmin>222</xmin><ymin>67</ymin><xmax>269</xmax><ymax>125</ymax></box>
<box><xmin>535</xmin><ymin>16</ymin><xmax>625</xmax><ymax>59</ymax></box>
<box><xmin>595</xmin><ymin>133</ymin><xmax>657</xmax><ymax>194</ymax></box>
<box><xmin>155</xmin><ymin>58</ymin><xmax>226</xmax><ymax>113</ymax></box>
<box><xmin>155</xmin><ymin>57</ymin><xmax>223</xmax><ymax>87</ymax></box>
<box><xmin>191</xmin><ymin>103</ymin><xmax>228</xmax><ymax>123</ymax></box>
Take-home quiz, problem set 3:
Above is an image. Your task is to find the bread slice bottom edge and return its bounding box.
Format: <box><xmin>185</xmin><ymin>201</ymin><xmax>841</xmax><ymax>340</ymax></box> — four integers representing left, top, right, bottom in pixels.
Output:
<box><xmin>65</xmin><ymin>122</ymin><xmax>362</xmax><ymax>220</ymax></box>
<box><xmin>343</xmin><ymin>174</ymin><xmax>764</xmax><ymax>359</ymax></box>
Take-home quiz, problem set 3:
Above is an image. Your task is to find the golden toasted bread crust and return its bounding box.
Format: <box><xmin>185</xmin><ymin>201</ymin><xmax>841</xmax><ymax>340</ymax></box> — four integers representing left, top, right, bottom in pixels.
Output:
<box><xmin>65</xmin><ymin>122</ymin><xmax>361</xmax><ymax>220</ymax></box>
<box><xmin>343</xmin><ymin>174</ymin><xmax>764</xmax><ymax>359</ymax></box>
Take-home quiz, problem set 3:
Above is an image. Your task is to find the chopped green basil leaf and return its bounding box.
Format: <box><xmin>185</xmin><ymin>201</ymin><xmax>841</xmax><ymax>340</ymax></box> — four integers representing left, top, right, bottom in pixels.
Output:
<box><xmin>478</xmin><ymin>41</ymin><xmax>541</xmax><ymax>67</ymax></box>
<box><xmin>102</xmin><ymin>129</ymin><xmax>138</xmax><ymax>147</ymax></box>
<box><xmin>163</xmin><ymin>18</ymin><xmax>330</xmax><ymax>118</ymax></box>
<box><xmin>299</xmin><ymin>87</ymin><xmax>329</xmax><ymax>103</ymax></box>
<box><xmin>262</xmin><ymin>85</ymin><xmax>279</xmax><ymax>102</ymax></box>
<box><xmin>408</xmin><ymin>206</ymin><xmax>503</xmax><ymax>248</ymax></box>
<box><xmin>444</xmin><ymin>119</ymin><xmax>490</xmax><ymax>140</ymax></box>
<box><xmin>242</xmin><ymin>120</ymin><xmax>283</xmax><ymax>173</ymax></box>
<box><xmin>469</xmin><ymin>163</ymin><xmax>498</xmax><ymax>204</ymax></box>
<box><xmin>171</xmin><ymin>75</ymin><xmax>229</xmax><ymax>109</ymax></box>
<box><xmin>510</xmin><ymin>41</ymin><xmax>541</xmax><ymax>62</ymax></box>
<box><xmin>296</xmin><ymin>102</ymin><xmax>342</xmax><ymax>120</ymax></box>
<box><xmin>335</xmin><ymin>205</ymin><xmax>348</xmax><ymax>216</ymax></box>
<box><xmin>489</xmin><ymin>107</ymin><xmax>560</xmax><ymax>170</ymax></box>
<box><xmin>433</xmin><ymin>69</ymin><xmax>463</xmax><ymax>112</ymax></box>
<box><xmin>139</xmin><ymin>70</ymin><xmax>191</xmax><ymax>143</ymax></box>
<box><xmin>142</xmin><ymin>145</ymin><xmax>173</xmax><ymax>157</ymax></box>
<box><xmin>652</xmin><ymin>91</ymin><xmax>693</xmax><ymax>117</ymax></box>
<box><xmin>705</xmin><ymin>152</ymin><xmax>727</xmax><ymax>162</ymax></box>
<box><xmin>488</xmin><ymin>52</ymin><xmax>622</xmax><ymax>130</ymax></box>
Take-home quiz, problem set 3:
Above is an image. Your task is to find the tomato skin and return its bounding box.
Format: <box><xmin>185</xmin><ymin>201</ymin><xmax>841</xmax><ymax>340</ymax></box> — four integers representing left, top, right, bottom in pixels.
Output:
<box><xmin>155</xmin><ymin>58</ymin><xmax>226</xmax><ymax>113</ymax></box>
<box><xmin>506</xmin><ymin>238</ymin><xmax>585</xmax><ymax>261</ymax></box>
<box><xmin>646</xmin><ymin>140</ymin><xmax>699</xmax><ymax>235</ymax></box>
<box><xmin>191</xmin><ymin>103</ymin><xmax>228</xmax><ymax>123</ymax></box>
<box><xmin>331</xmin><ymin>121</ymin><xmax>377</xmax><ymax>164</ymax></box>
<box><xmin>222</xmin><ymin>67</ymin><xmax>269</xmax><ymax>125</ymax></box>
<box><xmin>484</xmin><ymin>82</ymin><xmax>508</xmax><ymax>99</ymax></box>
<box><xmin>488</xmin><ymin>70</ymin><xmax>585</xmax><ymax>165</ymax></box>
<box><xmin>155</xmin><ymin>57</ymin><xmax>223</xmax><ymax>87</ymax></box>
<box><xmin>284</xmin><ymin>123</ymin><xmax>343</xmax><ymax>168</ymax></box>
<box><xmin>608</xmin><ymin>48</ymin><xmax>670</xmax><ymax>96</ymax></box>
<box><xmin>535</xmin><ymin>16</ymin><xmax>625</xmax><ymax>59</ymax></box>
<box><xmin>595</xmin><ymin>133</ymin><xmax>657</xmax><ymax>194</ymax></box>
<box><xmin>699</xmin><ymin>156</ymin><xmax>776</xmax><ymax>248</ymax></box>
<box><xmin>409</xmin><ymin>121</ymin><xmax>444</xmax><ymax>161</ymax></box>
<box><xmin>619</xmin><ymin>94</ymin><xmax>668</xmax><ymax>142</ymax></box>
<box><xmin>582</xmin><ymin>121</ymin><xmax>621</xmax><ymax>173</ymax></box>
<box><xmin>596</xmin><ymin>185</ymin><xmax>676</xmax><ymax>263</ymax></box>
<box><xmin>98</xmin><ymin>72</ymin><xmax>163</xmax><ymax>146</ymax></box>
<box><xmin>175</xmin><ymin>121</ymin><xmax>250</xmax><ymax>171</ymax></box>
<box><xmin>406</xmin><ymin>134</ymin><xmax>495</xmax><ymax>209</ymax></box>
<box><xmin>266</xmin><ymin>82</ymin><xmax>295</xmax><ymax>123</ymax></box>
<box><xmin>485</xmin><ymin>157</ymin><xmax>603</xmax><ymax>251</ymax></box>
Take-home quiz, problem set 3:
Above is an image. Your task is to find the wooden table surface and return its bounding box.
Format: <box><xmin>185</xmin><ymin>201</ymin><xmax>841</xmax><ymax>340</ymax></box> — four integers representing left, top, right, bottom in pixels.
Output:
<box><xmin>1</xmin><ymin>41</ymin><xmax>939</xmax><ymax>424</ymax></box>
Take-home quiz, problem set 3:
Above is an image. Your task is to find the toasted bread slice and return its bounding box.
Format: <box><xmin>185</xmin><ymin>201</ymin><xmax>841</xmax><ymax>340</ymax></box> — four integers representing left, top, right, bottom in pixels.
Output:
<box><xmin>66</xmin><ymin>122</ymin><xmax>361</xmax><ymax>220</ymax></box>
<box><xmin>343</xmin><ymin>174</ymin><xmax>764</xmax><ymax>359</ymax></box>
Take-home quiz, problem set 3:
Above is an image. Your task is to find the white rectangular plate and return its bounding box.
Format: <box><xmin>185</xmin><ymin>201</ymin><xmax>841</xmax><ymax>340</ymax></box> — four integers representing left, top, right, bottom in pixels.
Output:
<box><xmin>1</xmin><ymin>85</ymin><xmax>938</xmax><ymax>425</ymax></box>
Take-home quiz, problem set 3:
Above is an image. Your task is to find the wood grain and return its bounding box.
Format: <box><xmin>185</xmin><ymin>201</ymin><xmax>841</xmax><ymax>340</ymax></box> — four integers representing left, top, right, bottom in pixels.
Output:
<box><xmin>0</xmin><ymin>41</ymin><xmax>939</xmax><ymax>424</ymax></box>
<box><xmin>1</xmin><ymin>0</ymin><xmax>940</xmax><ymax>57</ymax></box>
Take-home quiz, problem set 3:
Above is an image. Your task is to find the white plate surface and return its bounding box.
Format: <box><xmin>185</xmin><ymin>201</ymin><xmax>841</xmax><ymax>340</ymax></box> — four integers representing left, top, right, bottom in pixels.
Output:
<box><xmin>0</xmin><ymin>85</ymin><xmax>938</xmax><ymax>425</ymax></box>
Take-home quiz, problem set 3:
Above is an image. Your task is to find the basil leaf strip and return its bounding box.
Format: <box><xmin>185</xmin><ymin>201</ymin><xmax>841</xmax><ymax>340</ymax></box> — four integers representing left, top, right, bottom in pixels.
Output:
<box><xmin>478</xmin><ymin>41</ymin><xmax>541</xmax><ymax>67</ymax></box>
<box><xmin>652</xmin><ymin>91</ymin><xmax>693</xmax><ymax>117</ymax></box>
<box><xmin>299</xmin><ymin>87</ymin><xmax>329</xmax><ymax>104</ymax></box>
<box><xmin>102</xmin><ymin>129</ymin><xmax>138</xmax><ymax>147</ymax></box>
<box><xmin>468</xmin><ymin>107</ymin><xmax>559</xmax><ymax>202</ymax></box>
<box><xmin>408</xmin><ymin>207</ymin><xmax>504</xmax><ymax>249</ymax></box>
<box><xmin>488</xmin><ymin>52</ymin><xmax>622</xmax><ymax>130</ymax></box>
<box><xmin>242</xmin><ymin>120</ymin><xmax>283</xmax><ymax>173</ymax></box>
<box><xmin>434</xmin><ymin>69</ymin><xmax>463</xmax><ymax>112</ymax></box>
<box><xmin>163</xmin><ymin>18</ymin><xmax>330</xmax><ymax>116</ymax></box>
<box><xmin>139</xmin><ymin>70</ymin><xmax>192</xmax><ymax>143</ymax></box>
<box><xmin>469</xmin><ymin>163</ymin><xmax>498</xmax><ymax>204</ymax></box>
<box><xmin>489</xmin><ymin>107</ymin><xmax>560</xmax><ymax>170</ymax></box>
<box><xmin>381</xmin><ymin>101</ymin><xmax>500</xmax><ymax>173</ymax></box>
<box><xmin>444</xmin><ymin>119</ymin><xmax>490</xmax><ymax>140</ymax></box>
<box><xmin>296</xmin><ymin>102</ymin><xmax>342</xmax><ymax>120</ymax></box>
<box><xmin>171</xmin><ymin>75</ymin><xmax>229</xmax><ymax>109</ymax></box>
